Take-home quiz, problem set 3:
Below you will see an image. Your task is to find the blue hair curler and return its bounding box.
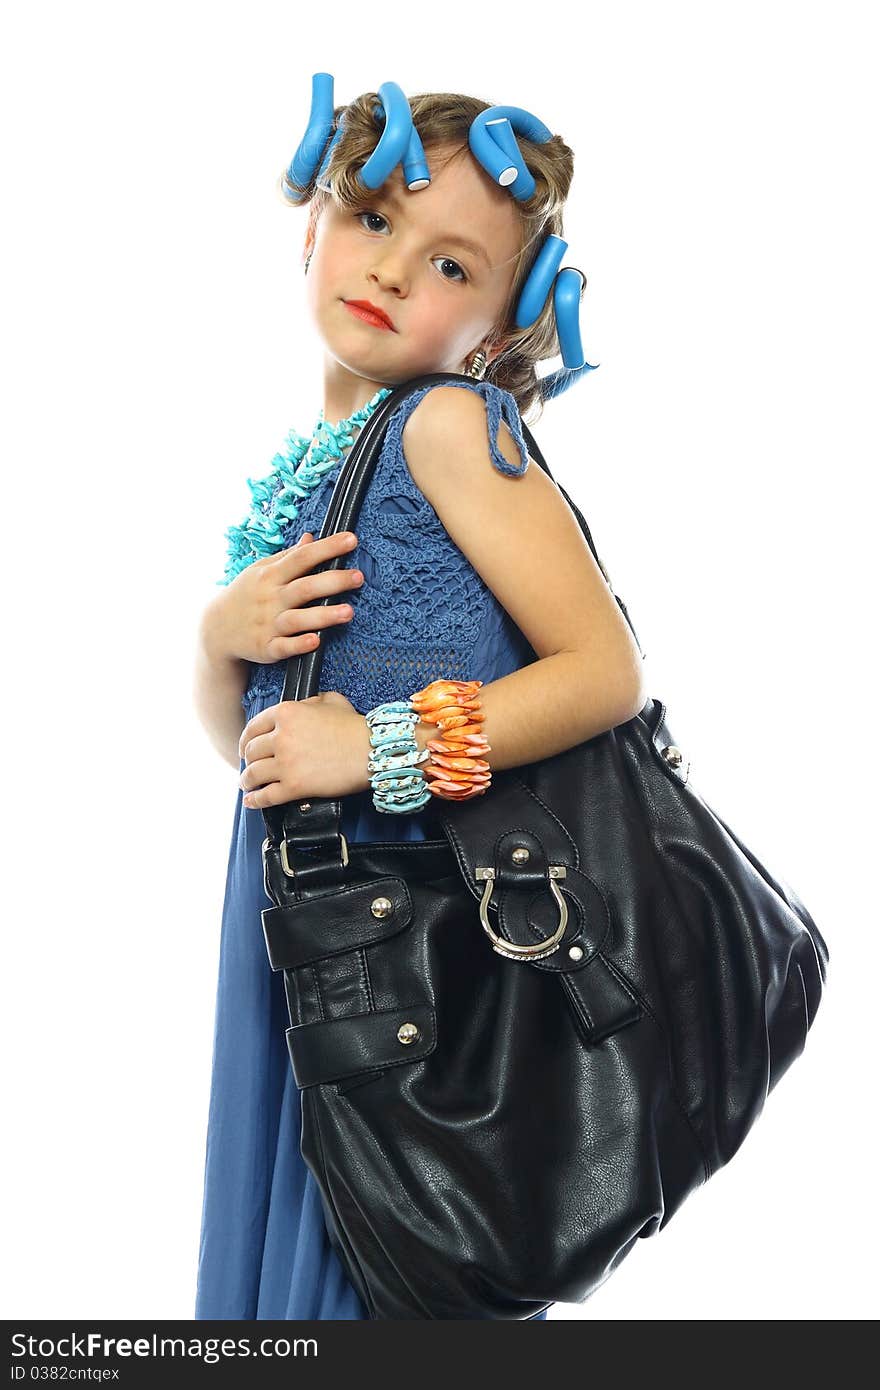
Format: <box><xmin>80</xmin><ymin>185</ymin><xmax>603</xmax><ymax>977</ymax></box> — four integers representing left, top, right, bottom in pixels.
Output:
<box><xmin>402</xmin><ymin>126</ymin><xmax>431</xmax><ymax>191</ymax></box>
<box><xmin>281</xmin><ymin>74</ymin><xmax>430</xmax><ymax>202</ymax></box>
<box><xmin>314</xmin><ymin>116</ymin><xmax>345</xmax><ymax>191</ymax></box>
<box><xmin>534</xmin><ymin>264</ymin><xmax>599</xmax><ymax>398</ymax></box>
<box><xmin>515</xmin><ymin>234</ymin><xmax>568</xmax><ymax>329</ymax></box>
<box><xmin>542</xmin><ymin>268</ymin><xmax>599</xmax><ymax>393</ymax></box>
<box><xmin>554</xmin><ymin>266</ymin><xmax>587</xmax><ymax>368</ymax></box>
<box><xmin>468</xmin><ymin>107</ymin><xmax>554</xmax><ymax>201</ymax></box>
<box><xmin>359</xmin><ymin>82</ymin><xmax>430</xmax><ymax>191</ymax></box>
<box><xmin>538</xmin><ymin>358</ymin><xmax>599</xmax><ymax>401</ymax></box>
<box><xmin>466</xmin><ymin>105</ymin><xmax>595</xmax><ymax>380</ymax></box>
<box><xmin>282</xmin><ymin>71</ymin><xmax>337</xmax><ymax>204</ymax></box>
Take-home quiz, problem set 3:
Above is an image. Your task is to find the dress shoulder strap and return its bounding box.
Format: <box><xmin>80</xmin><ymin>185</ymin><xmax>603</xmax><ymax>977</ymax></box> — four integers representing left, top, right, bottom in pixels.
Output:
<box><xmin>383</xmin><ymin>379</ymin><xmax>530</xmax><ymax>478</ymax></box>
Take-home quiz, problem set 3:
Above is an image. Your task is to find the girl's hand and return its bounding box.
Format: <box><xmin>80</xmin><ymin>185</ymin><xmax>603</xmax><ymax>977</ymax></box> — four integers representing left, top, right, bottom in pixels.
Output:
<box><xmin>202</xmin><ymin>530</ymin><xmax>365</xmax><ymax>665</ymax></box>
<box><xmin>239</xmin><ymin>691</ymin><xmax>372</xmax><ymax>807</ymax></box>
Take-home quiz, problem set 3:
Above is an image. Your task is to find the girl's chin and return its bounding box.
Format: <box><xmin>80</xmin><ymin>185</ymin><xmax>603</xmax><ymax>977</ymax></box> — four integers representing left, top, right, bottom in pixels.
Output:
<box><xmin>320</xmin><ymin>323</ymin><xmax>457</xmax><ymax>379</ymax></box>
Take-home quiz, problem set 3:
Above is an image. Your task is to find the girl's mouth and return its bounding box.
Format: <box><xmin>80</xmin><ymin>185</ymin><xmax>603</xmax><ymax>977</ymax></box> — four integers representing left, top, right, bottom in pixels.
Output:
<box><xmin>343</xmin><ymin>300</ymin><xmax>396</xmax><ymax>332</ymax></box>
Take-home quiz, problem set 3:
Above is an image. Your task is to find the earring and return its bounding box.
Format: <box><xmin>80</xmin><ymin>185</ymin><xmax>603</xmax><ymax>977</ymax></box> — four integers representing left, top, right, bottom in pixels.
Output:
<box><xmin>466</xmin><ymin>347</ymin><xmax>488</xmax><ymax>380</ymax></box>
<box><xmin>304</xmin><ymin>251</ymin><xmax>312</xmax><ymax>275</ymax></box>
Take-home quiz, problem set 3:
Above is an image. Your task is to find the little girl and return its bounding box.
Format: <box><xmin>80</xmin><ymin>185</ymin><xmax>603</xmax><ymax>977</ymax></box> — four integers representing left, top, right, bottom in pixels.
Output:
<box><xmin>193</xmin><ymin>80</ymin><xmax>647</xmax><ymax>1321</ymax></box>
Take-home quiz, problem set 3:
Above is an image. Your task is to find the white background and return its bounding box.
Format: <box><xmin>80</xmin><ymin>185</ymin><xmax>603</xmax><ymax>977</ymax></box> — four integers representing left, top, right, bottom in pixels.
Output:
<box><xmin>2</xmin><ymin>0</ymin><xmax>876</xmax><ymax>1321</ymax></box>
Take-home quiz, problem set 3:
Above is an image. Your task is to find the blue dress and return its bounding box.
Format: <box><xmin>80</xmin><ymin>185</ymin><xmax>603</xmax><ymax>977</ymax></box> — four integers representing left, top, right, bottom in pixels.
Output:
<box><xmin>195</xmin><ymin>380</ymin><xmax>551</xmax><ymax>1320</ymax></box>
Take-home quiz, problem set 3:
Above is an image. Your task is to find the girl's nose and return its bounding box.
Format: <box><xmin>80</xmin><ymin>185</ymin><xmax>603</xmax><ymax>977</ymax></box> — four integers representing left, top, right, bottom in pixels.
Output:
<box><xmin>369</xmin><ymin>263</ymin><xmax>407</xmax><ymax>295</ymax></box>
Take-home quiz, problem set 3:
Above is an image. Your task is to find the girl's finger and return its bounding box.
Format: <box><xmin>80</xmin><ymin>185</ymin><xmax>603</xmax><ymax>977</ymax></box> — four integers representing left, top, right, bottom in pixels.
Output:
<box><xmin>244</xmin><ymin>785</ymin><xmax>281</xmax><ymax>809</ymax></box>
<box><xmin>275</xmin><ymin>531</ymin><xmax>355</xmax><ymax>578</ymax></box>
<box><xmin>274</xmin><ymin>533</ymin><xmax>312</xmax><ymax>557</ymax></box>
<box><xmin>237</xmin><ymin>708</ymin><xmax>275</xmax><ymax>759</ymax></box>
<box><xmin>240</xmin><ymin>751</ymin><xmax>280</xmax><ymax>794</ymax></box>
<box><xmin>243</xmin><ymin>776</ymin><xmax>287</xmax><ymax>809</ymax></box>
<box><xmin>239</xmin><ymin>731</ymin><xmax>276</xmax><ymax>767</ymax></box>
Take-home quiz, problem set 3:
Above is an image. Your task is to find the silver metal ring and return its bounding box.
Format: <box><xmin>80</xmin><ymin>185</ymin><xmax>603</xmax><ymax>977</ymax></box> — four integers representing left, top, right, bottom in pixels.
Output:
<box><xmin>475</xmin><ymin>866</ymin><xmax>568</xmax><ymax>961</ymax></box>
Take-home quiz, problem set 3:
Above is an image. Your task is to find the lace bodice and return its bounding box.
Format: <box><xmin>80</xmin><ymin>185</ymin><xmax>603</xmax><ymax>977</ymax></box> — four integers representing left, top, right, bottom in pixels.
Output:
<box><xmin>242</xmin><ymin>379</ymin><xmax>537</xmax><ymax>716</ymax></box>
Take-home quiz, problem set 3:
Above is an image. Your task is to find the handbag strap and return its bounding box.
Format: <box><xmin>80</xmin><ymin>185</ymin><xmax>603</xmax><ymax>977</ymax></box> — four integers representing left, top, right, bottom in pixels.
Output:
<box><xmin>263</xmin><ymin>370</ymin><xmax>644</xmax><ymax>860</ymax></box>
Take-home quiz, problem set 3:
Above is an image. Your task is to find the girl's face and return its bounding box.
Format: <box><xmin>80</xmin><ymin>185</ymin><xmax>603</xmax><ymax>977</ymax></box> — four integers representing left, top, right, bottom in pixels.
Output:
<box><xmin>303</xmin><ymin>145</ymin><xmax>524</xmax><ymax>391</ymax></box>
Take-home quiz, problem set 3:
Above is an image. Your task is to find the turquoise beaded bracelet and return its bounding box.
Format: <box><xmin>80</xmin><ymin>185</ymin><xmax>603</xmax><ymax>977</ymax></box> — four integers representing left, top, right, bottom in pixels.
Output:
<box><xmin>365</xmin><ymin>699</ymin><xmax>433</xmax><ymax>814</ymax></box>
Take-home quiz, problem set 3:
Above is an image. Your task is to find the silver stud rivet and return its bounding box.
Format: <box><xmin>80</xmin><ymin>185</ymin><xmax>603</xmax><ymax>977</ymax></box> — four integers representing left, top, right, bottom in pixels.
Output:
<box><xmin>512</xmin><ymin>847</ymin><xmax>530</xmax><ymax>865</ymax></box>
<box><xmin>371</xmin><ymin>896</ymin><xmax>393</xmax><ymax>919</ymax></box>
<box><xmin>661</xmin><ymin>745</ymin><xmax>683</xmax><ymax>768</ymax></box>
<box><xmin>568</xmin><ymin>945</ymin><xmax>584</xmax><ymax>961</ymax></box>
<box><xmin>397</xmin><ymin>1022</ymin><xmax>420</xmax><ymax>1045</ymax></box>
<box><xmin>298</xmin><ymin>801</ymin><xmax>312</xmax><ymax>812</ymax></box>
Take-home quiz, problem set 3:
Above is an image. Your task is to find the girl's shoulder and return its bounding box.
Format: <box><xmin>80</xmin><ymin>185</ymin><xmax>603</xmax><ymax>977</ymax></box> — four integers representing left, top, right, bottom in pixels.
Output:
<box><xmin>381</xmin><ymin>378</ymin><xmax>532</xmax><ymax>482</ymax></box>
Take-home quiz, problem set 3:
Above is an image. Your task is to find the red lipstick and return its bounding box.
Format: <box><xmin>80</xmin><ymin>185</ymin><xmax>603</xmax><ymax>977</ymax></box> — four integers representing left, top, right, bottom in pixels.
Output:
<box><xmin>344</xmin><ymin>299</ymin><xmax>396</xmax><ymax>331</ymax></box>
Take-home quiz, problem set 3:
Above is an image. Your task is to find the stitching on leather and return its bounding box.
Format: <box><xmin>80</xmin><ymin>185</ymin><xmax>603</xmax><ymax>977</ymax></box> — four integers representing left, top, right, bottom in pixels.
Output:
<box><xmin>494</xmin><ymin>824</ymin><xmax>546</xmax><ymax>859</ymax></box>
<box><xmin>359</xmin><ymin>946</ymin><xmax>375</xmax><ymax>1012</ymax></box>
<box><xmin>311</xmin><ymin>963</ymin><xmax>325</xmax><ymax>1022</ymax></box>
<box><xmin>438</xmin><ymin>817</ymin><xmax>470</xmax><ymax>894</ymax></box>
<box><xmin>506</xmin><ymin>778</ymin><xmax>580</xmax><ymax>868</ymax></box>
<box><xmin>562</xmin><ymin>973</ymin><xmax>595</xmax><ymax>1033</ymax></box>
<box><xmin>438</xmin><ymin>784</ymin><xmax>578</xmax><ymax>907</ymax></box>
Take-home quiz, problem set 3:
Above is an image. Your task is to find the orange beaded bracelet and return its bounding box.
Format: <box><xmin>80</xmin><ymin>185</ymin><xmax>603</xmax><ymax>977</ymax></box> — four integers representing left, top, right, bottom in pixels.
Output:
<box><xmin>409</xmin><ymin>679</ymin><xmax>493</xmax><ymax>801</ymax></box>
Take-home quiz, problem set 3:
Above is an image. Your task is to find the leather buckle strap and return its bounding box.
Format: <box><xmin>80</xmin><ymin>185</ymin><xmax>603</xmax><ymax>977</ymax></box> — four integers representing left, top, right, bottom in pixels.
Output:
<box><xmin>261</xmin><ymin>795</ymin><xmax>350</xmax><ymax>888</ymax></box>
<box><xmin>286</xmin><ymin>1001</ymin><xmax>436</xmax><ymax>1089</ymax></box>
<box><xmin>281</xmin><ymin>831</ymin><xmax>348</xmax><ymax>877</ymax></box>
<box><xmin>262</xmin><ymin>876</ymin><xmax>413</xmax><ymax>972</ymax></box>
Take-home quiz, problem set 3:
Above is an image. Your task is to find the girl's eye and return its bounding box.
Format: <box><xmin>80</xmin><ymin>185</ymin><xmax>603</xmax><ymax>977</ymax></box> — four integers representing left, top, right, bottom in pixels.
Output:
<box><xmin>357</xmin><ymin>210</ymin><xmax>388</xmax><ymax>234</ymax></box>
<box><xmin>354</xmin><ymin>210</ymin><xmax>469</xmax><ymax>284</ymax></box>
<box><xmin>431</xmin><ymin>256</ymin><xmax>467</xmax><ymax>284</ymax></box>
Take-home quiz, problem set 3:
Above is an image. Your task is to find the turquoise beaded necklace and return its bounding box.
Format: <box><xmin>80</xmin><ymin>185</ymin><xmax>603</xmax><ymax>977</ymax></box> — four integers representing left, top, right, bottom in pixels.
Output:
<box><xmin>218</xmin><ymin>386</ymin><xmax>393</xmax><ymax>586</ymax></box>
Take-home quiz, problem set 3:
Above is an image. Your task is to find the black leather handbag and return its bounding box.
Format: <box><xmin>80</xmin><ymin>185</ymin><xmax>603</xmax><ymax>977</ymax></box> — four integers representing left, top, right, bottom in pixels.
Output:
<box><xmin>258</xmin><ymin>371</ymin><xmax>830</xmax><ymax>1319</ymax></box>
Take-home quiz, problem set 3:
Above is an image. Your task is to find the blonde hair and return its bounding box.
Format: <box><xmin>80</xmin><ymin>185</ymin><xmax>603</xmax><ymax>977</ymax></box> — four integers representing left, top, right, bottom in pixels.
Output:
<box><xmin>287</xmin><ymin>90</ymin><xmax>576</xmax><ymax>425</ymax></box>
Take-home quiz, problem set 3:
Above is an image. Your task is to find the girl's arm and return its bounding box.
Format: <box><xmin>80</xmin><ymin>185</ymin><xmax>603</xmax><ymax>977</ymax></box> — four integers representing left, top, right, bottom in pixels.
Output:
<box><xmin>406</xmin><ymin>650</ymin><xmax>643</xmax><ymax>778</ymax></box>
<box><xmin>344</xmin><ymin>647</ymin><xmax>643</xmax><ymax>798</ymax></box>
<box><xmin>193</xmin><ymin>596</ymin><xmax>250</xmax><ymax>770</ymax></box>
<box><xmin>397</xmin><ymin>387</ymin><xmax>648</xmax><ymax>776</ymax></box>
